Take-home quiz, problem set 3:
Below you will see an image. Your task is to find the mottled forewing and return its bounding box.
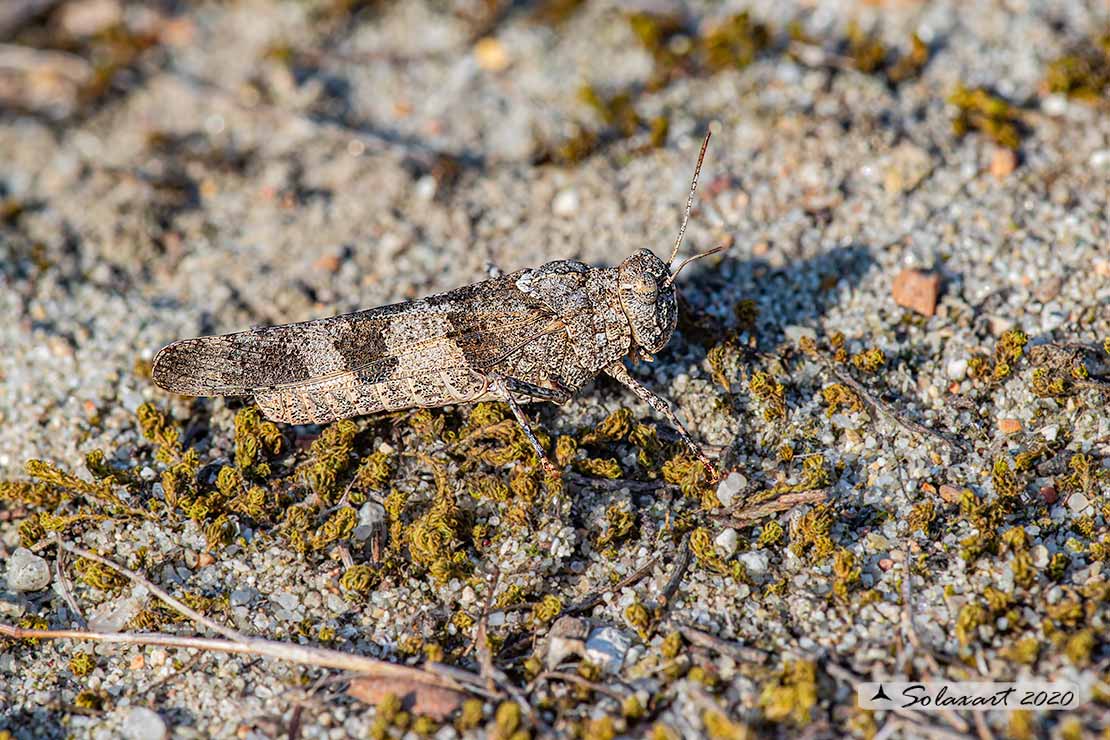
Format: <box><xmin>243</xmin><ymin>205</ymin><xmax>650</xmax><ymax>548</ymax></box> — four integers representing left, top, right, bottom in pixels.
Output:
<box><xmin>152</xmin><ymin>273</ymin><xmax>560</xmax><ymax>424</ymax></box>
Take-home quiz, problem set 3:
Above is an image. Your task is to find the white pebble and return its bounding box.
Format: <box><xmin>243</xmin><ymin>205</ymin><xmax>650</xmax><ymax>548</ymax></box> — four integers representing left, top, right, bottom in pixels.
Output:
<box><xmin>738</xmin><ymin>550</ymin><xmax>770</xmax><ymax>580</ymax></box>
<box><xmin>1068</xmin><ymin>492</ymin><xmax>1091</xmax><ymax>514</ymax></box>
<box><xmin>552</xmin><ymin>188</ymin><xmax>579</xmax><ymax>217</ymax></box>
<box><xmin>946</xmin><ymin>358</ymin><xmax>968</xmax><ymax>381</ymax></box>
<box><xmin>714</xmin><ymin>528</ymin><xmax>739</xmax><ymax>558</ymax></box>
<box><xmin>5</xmin><ymin>547</ymin><xmax>51</xmax><ymax>592</ymax></box>
<box><xmin>120</xmin><ymin>707</ymin><xmax>167</xmax><ymax>740</ymax></box>
<box><xmin>715</xmin><ymin>472</ymin><xmax>746</xmax><ymax>508</ymax></box>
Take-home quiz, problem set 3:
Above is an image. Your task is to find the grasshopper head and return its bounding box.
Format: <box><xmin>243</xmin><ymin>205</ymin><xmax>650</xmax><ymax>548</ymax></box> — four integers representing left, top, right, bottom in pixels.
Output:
<box><xmin>617</xmin><ymin>249</ymin><xmax>678</xmax><ymax>354</ymax></box>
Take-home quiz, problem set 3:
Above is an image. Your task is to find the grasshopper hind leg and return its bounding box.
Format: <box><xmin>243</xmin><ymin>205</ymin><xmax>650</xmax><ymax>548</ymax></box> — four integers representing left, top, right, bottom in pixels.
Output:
<box><xmin>490</xmin><ymin>373</ymin><xmax>560</xmax><ymax>474</ymax></box>
<box><xmin>604</xmin><ymin>361</ymin><xmax>718</xmax><ymax>479</ymax></box>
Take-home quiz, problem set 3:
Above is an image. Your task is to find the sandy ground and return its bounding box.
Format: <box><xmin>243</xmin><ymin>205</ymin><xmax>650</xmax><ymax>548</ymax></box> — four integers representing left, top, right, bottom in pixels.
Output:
<box><xmin>1</xmin><ymin>1</ymin><xmax>1108</xmax><ymax>738</ymax></box>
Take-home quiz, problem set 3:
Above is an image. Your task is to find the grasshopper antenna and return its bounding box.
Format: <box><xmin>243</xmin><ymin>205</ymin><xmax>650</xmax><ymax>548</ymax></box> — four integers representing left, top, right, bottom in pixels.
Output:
<box><xmin>663</xmin><ymin>244</ymin><xmax>728</xmax><ymax>288</ymax></box>
<box><xmin>667</xmin><ymin>130</ymin><xmax>712</xmax><ymax>267</ymax></box>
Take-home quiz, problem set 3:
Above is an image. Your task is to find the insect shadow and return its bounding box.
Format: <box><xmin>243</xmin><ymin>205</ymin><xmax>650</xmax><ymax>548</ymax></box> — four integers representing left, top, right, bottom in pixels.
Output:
<box><xmin>586</xmin><ymin>242</ymin><xmax>876</xmax><ymax>463</ymax></box>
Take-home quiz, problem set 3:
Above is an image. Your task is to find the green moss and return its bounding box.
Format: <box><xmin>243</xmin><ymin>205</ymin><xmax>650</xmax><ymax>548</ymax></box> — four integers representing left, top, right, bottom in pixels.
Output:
<box><xmin>702</xmin><ymin>709</ymin><xmax>748</xmax><ymax>740</ymax></box>
<box><xmin>494</xmin><ymin>700</ymin><xmax>523</xmax><ymax>738</ymax></box>
<box><xmin>949</xmin><ymin>85</ymin><xmax>1023</xmax><ymax>150</ymax></box>
<box><xmin>596</xmin><ymin>502</ymin><xmax>637</xmax><ymax>548</ymax></box>
<box><xmin>1064</xmin><ymin>629</ymin><xmax>1095</xmax><ymax>667</ymax></box>
<box><xmin>821</xmin><ymin>383</ymin><xmax>864</xmax><ymax>416</ymax></box>
<box><xmin>907</xmin><ymin>502</ymin><xmax>936</xmax><ymax>535</ymax></box>
<box><xmin>758</xmin><ymin>520</ymin><xmax>784</xmax><ymax>547</ymax></box>
<box><xmin>1000</xmin><ymin>636</ymin><xmax>1040</xmax><ymax>665</ymax></box>
<box><xmin>831</xmin><ymin>548</ymin><xmax>860</xmax><ymax>602</ymax></box>
<box><xmin>625</xmin><ymin>600</ymin><xmax>652</xmax><ymax>640</ymax></box>
<box><xmin>68</xmin><ymin>651</ymin><xmax>96</xmax><ymax>677</ymax></box>
<box><xmin>573</xmin><ymin>456</ymin><xmax>622</xmax><ymax>479</ymax></box>
<box><xmin>1044</xmin><ymin>29</ymin><xmax>1110</xmax><ymax>100</ymax></box>
<box><xmin>456</xmin><ymin>699</ymin><xmax>485</xmax><ymax>730</ymax></box>
<box><xmin>690</xmin><ymin>527</ymin><xmax>730</xmax><ymax>575</ymax></box>
<box><xmin>581</xmin><ymin>408</ymin><xmax>634</xmax><ymax>446</ymax></box>
<box><xmin>759</xmin><ymin>660</ymin><xmax>817</xmax><ymax>726</ymax></box>
<box><xmin>748</xmin><ymin>372</ymin><xmax>787</xmax><ymax>422</ymax></box>
<box><xmin>660</xmin><ymin>631</ymin><xmax>683</xmax><ymax>659</ymax></box>
<box><xmin>850</xmin><ymin>348</ymin><xmax>885</xmax><ymax>374</ymax></box>
<box><xmin>789</xmin><ymin>503</ymin><xmax>835</xmax><ymax>561</ymax></box>
<box><xmin>703</xmin><ymin>12</ymin><xmax>770</xmax><ymax>72</ymax></box>
<box><xmin>532</xmin><ymin>594</ymin><xmax>563</xmax><ymax>625</ymax></box>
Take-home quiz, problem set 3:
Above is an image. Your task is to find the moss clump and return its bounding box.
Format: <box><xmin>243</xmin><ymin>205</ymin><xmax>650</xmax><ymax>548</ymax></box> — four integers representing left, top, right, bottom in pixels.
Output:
<box><xmin>703</xmin><ymin>12</ymin><xmax>771</xmax><ymax>72</ymax></box>
<box><xmin>757</xmin><ymin>520</ymin><xmax>784</xmax><ymax>547</ymax></box>
<box><xmin>660</xmin><ymin>631</ymin><xmax>684</xmax><ymax>659</ymax></box>
<box><xmin>579</xmin><ymin>87</ymin><xmax>641</xmax><ymax>139</ymax></box>
<box><xmin>949</xmin><ymin>85</ymin><xmax>1023</xmax><ymax>150</ymax></box>
<box><xmin>760</xmin><ymin>660</ymin><xmax>817</xmax><ymax>727</ymax></box>
<box><xmin>789</xmin><ymin>503</ymin><xmax>834</xmax><ymax>561</ymax></box>
<box><xmin>662</xmin><ymin>453</ymin><xmax>715</xmax><ymax>507</ymax></box>
<box><xmin>532</xmin><ymin>594</ymin><xmax>563</xmax><ymax>626</ymax></box>
<box><xmin>850</xmin><ymin>348</ymin><xmax>885</xmax><ymax>374</ymax></box>
<box><xmin>624</xmin><ymin>600</ymin><xmax>652</xmax><ymax>640</ymax></box>
<box><xmin>573</xmin><ymin>456</ymin><xmax>623</xmax><ymax>479</ymax></box>
<box><xmin>493</xmin><ymin>700</ymin><xmax>523</xmax><ymax>739</ymax></box>
<box><xmin>831</xmin><ymin>548</ymin><xmax>860</xmax><ymax>602</ymax></box>
<box><xmin>821</xmin><ymin>383</ymin><xmax>864</xmax><ymax>416</ymax></box>
<box><xmin>702</xmin><ymin>709</ymin><xmax>749</xmax><ymax>740</ymax></box>
<box><xmin>596</xmin><ymin>502</ymin><xmax>636</xmax><ymax>549</ymax></box>
<box><xmin>955</xmin><ymin>602</ymin><xmax>987</xmax><ymax>647</ymax></box>
<box><xmin>1044</xmin><ymin>29</ymin><xmax>1110</xmax><ymax>100</ymax></box>
<box><xmin>68</xmin><ymin>651</ymin><xmax>96</xmax><ymax>677</ymax></box>
<box><xmin>907</xmin><ymin>501</ymin><xmax>936</xmax><ymax>535</ymax></box>
<box><xmin>299</xmin><ymin>420</ymin><xmax>361</xmax><ymax>501</ymax></box>
<box><xmin>1000</xmin><ymin>636</ymin><xmax>1040</xmax><ymax>665</ymax></box>
<box><xmin>748</xmin><ymin>372</ymin><xmax>787</xmax><ymax>422</ymax></box>
<box><xmin>581</xmin><ymin>408</ymin><xmax>634</xmax><ymax>446</ymax></box>
<box><xmin>1064</xmin><ymin>629</ymin><xmax>1095</xmax><ymax>667</ymax></box>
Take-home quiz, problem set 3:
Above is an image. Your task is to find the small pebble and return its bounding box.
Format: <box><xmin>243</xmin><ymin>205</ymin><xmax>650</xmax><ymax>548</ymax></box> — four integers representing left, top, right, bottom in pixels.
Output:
<box><xmin>88</xmin><ymin>593</ymin><xmax>144</xmax><ymax>633</ymax></box>
<box><xmin>474</xmin><ymin>37</ymin><xmax>510</xmax><ymax>72</ymax></box>
<box><xmin>737</xmin><ymin>550</ymin><xmax>769</xmax><ymax>579</ymax></box>
<box><xmin>584</xmin><ymin>626</ymin><xmax>632</xmax><ymax>673</ymax></box>
<box><xmin>1032</xmin><ymin>545</ymin><xmax>1050</xmax><ymax>568</ymax></box>
<box><xmin>5</xmin><ymin>547</ymin><xmax>51</xmax><ymax>592</ymax></box>
<box><xmin>892</xmin><ymin>269</ymin><xmax>941</xmax><ymax>316</ymax></box>
<box><xmin>546</xmin><ymin>616</ymin><xmax>589</xmax><ymax>669</ymax></box>
<box><xmin>552</xmin><ymin>188</ymin><xmax>579</xmax><ymax>218</ymax></box>
<box><xmin>715</xmin><ymin>472</ymin><xmax>746</xmax><ymax>508</ymax></box>
<box><xmin>997</xmin><ymin>418</ymin><xmax>1022</xmax><ymax>435</ymax></box>
<box><xmin>946</xmin><ymin>358</ymin><xmax>968</xmax><ymax>381</ymax></box>
<box><xmin>714</xmin><ymin>528</ymin><xmax>739</xmax><ymax>558</ymax></box>
<box><xmin>1068</xmin><ymin>492</ymin><xmax>1091</xmax><ymax>514</ymax></box>
<box><xmin>989</xmin><ymin>147</ymin><xmax>1018</xmax><ymax>179</ymax></box>
<box><xmin>938</xmin><ymin>484</ymin><xmax>964</xmax><ymax>504</ymax></box>
<box><xmin>1039</xmin><ymin>484</ymin><xmax>1058</xmax><ymax>506</ymax></box>
<box><xmin>120</xmin><ymin>707</ymin><xmax>167</xmax><ymax>740</ymax></box>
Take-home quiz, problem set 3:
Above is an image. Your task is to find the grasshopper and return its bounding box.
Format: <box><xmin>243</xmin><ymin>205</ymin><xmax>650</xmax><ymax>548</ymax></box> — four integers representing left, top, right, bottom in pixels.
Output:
<box><xmin>153</xmin><ymin>133</ymin><xmax>724</xmax><ymax>474</ymax></box>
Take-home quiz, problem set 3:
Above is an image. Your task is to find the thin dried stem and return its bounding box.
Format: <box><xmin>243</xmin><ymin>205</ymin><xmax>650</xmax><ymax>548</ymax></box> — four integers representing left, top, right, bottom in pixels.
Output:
<box><xmin>55</xmin><ymin>540</ymin><xmax>246</xmax><ymax>643</ymax></box>
<box><xmin>0</xmin><ymin>624</ymin><xmax>473</xmax><ymax>690</ymax></box>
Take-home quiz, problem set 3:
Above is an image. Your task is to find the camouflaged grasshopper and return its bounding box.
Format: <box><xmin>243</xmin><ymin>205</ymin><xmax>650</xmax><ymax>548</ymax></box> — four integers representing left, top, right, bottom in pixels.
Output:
<box><xmin>153</xmin><ymin>133</ymin><xmax>724</xmax><ymax>473</ymax></box>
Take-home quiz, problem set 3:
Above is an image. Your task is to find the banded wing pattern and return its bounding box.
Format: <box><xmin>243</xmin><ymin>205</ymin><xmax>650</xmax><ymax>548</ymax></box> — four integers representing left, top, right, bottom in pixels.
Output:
<box><xmin>152</xmin><ymin>273</ymin><xmax>562</xmax><ymax>424</ymax></box>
